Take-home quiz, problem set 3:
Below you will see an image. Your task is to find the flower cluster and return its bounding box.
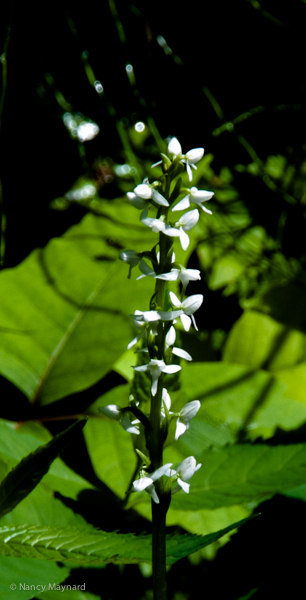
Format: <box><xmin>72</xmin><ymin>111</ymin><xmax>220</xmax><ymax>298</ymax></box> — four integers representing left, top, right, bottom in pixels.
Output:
<box><xmin>99</xmin><ymin>137</ymin><xmax>213</xmax><ymax>504</ymax></box>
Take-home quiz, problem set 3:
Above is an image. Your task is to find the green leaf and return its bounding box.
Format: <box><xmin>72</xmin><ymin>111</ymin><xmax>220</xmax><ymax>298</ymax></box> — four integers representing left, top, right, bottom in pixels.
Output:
<box><xmin>0</xmin><ymin>517</ymin><xmax>255</xmax><ymax>565</ymax></box>
<box><xmin>0</xmin><ymin>557</ymin><xmax>69</xmax><ymax>600</ymax></box>
<box><xmin>0</xmin><ymin>420</ymin><xmax>93</xmax><ymax>501</ymax></box>
<box><xmin>176</xmin><ymin>362</ymin><xmax>306</xmax><ymax>441</ymax></box>
<box><xmin>223</xmin><ymin>310</ymin><xmax>306</xmax><ymax>371</ymax></box>
<box><xmin>169</xmin><ymin>443</ymin><xmax>306</xmax><ymax>511</ymax></box>
<box><xmin>0</xmin><ymin>419</ymin><xmax>87</xmax><ymax>519</ymax></box>
<box><xmin>84</xmin><ymin>387</ymin><xmax>137</xmax><ymax>499</ymax></box>
<box><xmin>0</xmin><ymin>208</ymin><xmax>153</xmax><ymax>405</ymax></box>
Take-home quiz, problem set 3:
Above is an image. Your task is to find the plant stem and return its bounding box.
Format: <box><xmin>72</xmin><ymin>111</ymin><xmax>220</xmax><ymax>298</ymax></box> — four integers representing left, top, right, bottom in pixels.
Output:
<box><xmin>152</xmin><ymin>495</ymin><xmax>167</xmax><ymax>600</ymax></box>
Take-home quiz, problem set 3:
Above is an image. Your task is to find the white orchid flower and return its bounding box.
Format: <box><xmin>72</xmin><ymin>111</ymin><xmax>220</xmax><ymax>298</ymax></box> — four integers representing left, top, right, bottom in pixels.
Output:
<box><xmin>168</xmin><ymin>138</ymin><xmax>204</xmax><ymax>181</ymax></box>
<box><xmin>133</xmin><ymin>359</ymin><xmax>181</xmax><ymax>396</ymax></box>
<box><xmin>133</xmin><ymin>463</ymin><xmax>173</xmax><ymax>504</ymax></box>
<box><xmin>134</xmin><ymin>183</ymin><xmax>169</xmax><ymax>207</ymax></box>
<box><xmin>169</xmin><ymin>291</ymin><xmax>203</xmax><ymax>331</ymax></box>
<box><xmin>169</xmin><ymin>456</ymin><xmax>202</xmax><ymax>494</ymax></box>
<box><xmin>141</xmin><ymin>212</ymin><xmax>181</xmax><ymax>238</ymax></box>
<box><xmin>165</xmin><ymin>325</ymin><xmax>192</xmax><ymax>362</ymax></box>
<box><xmin>155</xmin><ymin>266</ymin><xmax>201</xmax><ymax>296</ymax></box>
<box><xmin>173</xmin><ymin>187</ymin><xmax>213</xmax><ymax>213</ymax></box>
<box><xmin>174</xmin><ymin>209</ymin><xmax>200</xmax><ymax>250</ymax></box>
<box><xmin>174</xmin><ymin>400</ymin><xmax>201</xmax><ymax>440</ymax></box>
<box><xmin>99</xmin><ymin>404</ymin><xmax>140</xmax><ymax>435</ymax></box>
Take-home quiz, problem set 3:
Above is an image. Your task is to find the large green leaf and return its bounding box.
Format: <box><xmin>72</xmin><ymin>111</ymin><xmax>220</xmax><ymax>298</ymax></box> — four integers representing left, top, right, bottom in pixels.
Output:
<box><xmin>167</xmin><ymin>442</ymin><xmax>306</xmax><ymax>511</ymax></box>
<box><xmin>0</xmin><ymin>206</ymin><xmax>153</xmax><ymax>405</ymax></box>
<box><xmin>0</xmin><ymin>420</ymin><xmax>93</xmax><ymax>500</ymax></box>
<box><xmin>0</xmin><ymin>557</ymin><xmax>69</xmax><ymax>600</ymax></box>
<box><xmin>84</xmin><ymin>386</ymin><xmax>137</xmax><ymax>499</ymax></box>
<box><xmin>0</xmin><ymin>517</ymin><xmax>254</xmax><ymax>565</ymax></box>
<box><xmin>175</xmin><ymin>362</ymin><xmax>306</xmax><ymax>441</ymax></box>
<box><xmin>0</xmin><ymin>420</ymin><xmax>87</xmax><ymax>520</ymax></box>
<box><xmin>223</xmin><ymin>310</ymin><xmax>306</xmax><ymax>371</ymax></box>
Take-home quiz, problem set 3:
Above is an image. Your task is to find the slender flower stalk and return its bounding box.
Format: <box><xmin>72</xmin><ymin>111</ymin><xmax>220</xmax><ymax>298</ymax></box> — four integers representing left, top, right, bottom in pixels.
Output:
<box><xmin>101</xmin><ymin>135</ymin><xmax>213</xmax><ymax>600</ymax></box>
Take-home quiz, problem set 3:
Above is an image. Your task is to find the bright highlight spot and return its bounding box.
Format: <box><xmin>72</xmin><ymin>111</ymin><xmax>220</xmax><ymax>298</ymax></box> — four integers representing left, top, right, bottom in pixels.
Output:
<box><xmin>135</xmin><ymin>122</ymin><xmax>145</xmax><ymax>132</ymax></box>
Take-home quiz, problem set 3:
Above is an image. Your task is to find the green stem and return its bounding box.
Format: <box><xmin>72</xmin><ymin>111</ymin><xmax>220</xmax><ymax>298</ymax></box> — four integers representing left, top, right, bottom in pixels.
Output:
<box><xmin>149</xmin><ymin>176</ymin><xmax>173</xmax><ymax>598</ymax></box>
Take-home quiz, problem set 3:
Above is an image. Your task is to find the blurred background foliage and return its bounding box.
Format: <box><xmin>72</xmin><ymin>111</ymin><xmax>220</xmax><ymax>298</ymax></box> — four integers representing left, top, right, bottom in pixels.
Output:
<box><xmin>1</xmin><ymin>0</ymin><xmax>306</xmax><ymax>599</ymax></box>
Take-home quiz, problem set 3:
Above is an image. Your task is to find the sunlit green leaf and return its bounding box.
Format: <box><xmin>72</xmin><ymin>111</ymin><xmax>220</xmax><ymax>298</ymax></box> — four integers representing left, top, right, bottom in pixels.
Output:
<box><xmin>0</xmin><ymin>517</ymin><xmax>255</xmax><ymax>565</ymax></box>
<box><xmin>0</xmin><ymin>207</ymin><xmax>154</xmax><ymax>406</ymax></box>
<box><xmin>0</xmin><ymin>420</ymin><xmax>93</xmax><ymax>500</ymax></box>
<box><xmin>0</xmin><ymin>557</ymin><xmax>69</xmax><ymax>600</ymax></box>
<box><xmin>0</xmin><ymin>420</ymin><xmax>87</xmax><ymax>519</ymax></box>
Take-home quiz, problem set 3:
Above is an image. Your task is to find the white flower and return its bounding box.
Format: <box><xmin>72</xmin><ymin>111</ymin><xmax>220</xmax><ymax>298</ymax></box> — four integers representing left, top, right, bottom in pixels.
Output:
<box><xmin>174</xmin><ymin>209</ymin><xmax>200</xmax><ymax>250</ymax></box>
<box><xmin>161</xmin><ymin>388</ymin><xmax>172</xmax><ymax>418</ymax></box>
<box><xmin>172</xmin><ymin>187</ymin><xmax>213</xmax><ymax>213</ymax></box>
<box><xmin>133</xmin><ymin>463</ymin><xmax>173</xmax><ymax>504</ymax></box>
<box><xmin>168</xmin><ymin>138</ymin><xmax>204</xmax><ymax>181</ymax></box>
<box><xmin>141</xmin><ymin>212</ymin><xmax>181</xmax><ymax>238</ymax></box>
<box><xmin>133</xmin><ymin>359</ymin><xmax>181</xmax><ymax>396</ymax></box>
<box><xmin>99</xmin><ymin>405</ymin><xmax>140</xmax><ymax>435</ymax></box>
<box><xmin>156</xmin><ymin>266</ymin><xmax>201</xmax><ymax>296</ymax></box>
<box><xmin>169</xmin><ymin>291</ymin><xmax>203</xmax><ymax>331</ymax></box>
<box><xmin>174</xmin><ymin>400</ymin><xmax>201</xmax><ymax>440</ymax></box>
<box><xmin>134</xmin><ymin>183</ymin><xmax>169</xmax><ymax>207</ymax></box>
<box><xmin>169</xmin><ymin>456</ymin><xmax>202</xmax><ymax>494</ymax></box>
<box><xmin>165</xmin><ymin>325</ymin><xmax>192</xmax><ymax>362</ymax></box>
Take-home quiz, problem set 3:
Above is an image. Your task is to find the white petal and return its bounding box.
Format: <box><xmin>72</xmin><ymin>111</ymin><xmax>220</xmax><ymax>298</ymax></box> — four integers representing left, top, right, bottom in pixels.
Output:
<box><xmin>186</xmin><ymin>163</ymin><xmax>193</xmax><ymax>181</ymax></box>
<box><xmin>177</xmin><ymin>478</ymin><xmax>190</xmax><ymax>493</ymax></box>
<box><xmin>155</xmin><ymin>270</ymin><xmax>179</xmax><ymax>281</ymax></box>
<box><xmin>162</xmin><ymin>388</ymin><xmax>172</xmax><ymax>411</ymax></box>
<box><xmin>169</xmin><ymin>291</ymin><xmax>181</xmax><ymax>308</ymax></box>
<box><xmin>133</xmin><ymin>477</ymin><xmax>153</xmax><ymax>492</ymax></box>
<box><xmin>172</xmin><ymin>196</ymin><xmax>191</xmax><ymax>212</ymax></box>
<box><xmin>120</xmin><ymin>414</ymin><xmax>140</xmax><ymax>435</ymax></box>
<box><xmin>165</xmin><ymin>326</ymin><xmax>176</xmax><ymax>347</ymax></box>
<box><xmin>146</xmin><ymin>483</ymin><xmax>160</xmax><ymax>503</ymax></box>
<box><xmin>179</xmin><ymin>228</ymin><xmax>190</xmax><ymax>251</ymax></box>
<box><xmin>162</xmin><ymin>364</ymin><xmax>182</xmax><ymax>375</ymax></box>
<box><xmin>199</xmin><ymin>204</ymin><xmax>213</xmax><ymax>215</ymax></box>
<box><xmin>143</xmin><ymin>310</ymin><xmax>161</xmax><ymax>322</ymax></box>
<box><xmin>133</xmin><ymin>364</ymin><xmax>149</xmax><ymax>373</ymax></box>
<box><xmin>185</xmin><ymin>148</ymin><xmax>204</xmax><ymax>164</ymax></box>
<box><xmin>172</xmin><ymin>347</ymin><xmax>192</xmax><ymax>361</ymax></box>
<box><xmin>150</xmin><ymin>463</ymin><xmax>173</xmax><ymax>481</ymax></box>
<box><xmin>151</xmin><ymin>375</ymin><xmax>159</xmax><ymax>396</ymax></box>
<box><xmin>134</xmin><ymin>183</ymin><xmax>152</xmax><ymax>199</ymax></box>
<box><xmin>158</xmin><ymin>309</ymin><xmax>183</xmax><ymax>321</ymax></box>
<box><xmin>190</xmin><ymin>189</ymin><xmax>214</xmax><ymax>201</ymax></box>
<box><xmin>177</xmin><ymin>456</ymin><xmax>200</xmax><ymax>481</ymax></box>
<box><xmin>168</xmin><ymin>137</ymin><xmax>182</xmax><ymax>156</ymax></box>
<box><xmin>180</xmin><ymin>400</ymin><xmax>201</xmax><ymax>422</ymax></box>
<box><xmin>182</xmin><ymin>294</ymin><xmax>203</xmax><ymax>315</ymax></box>
<box><xmin>175</xmin><ymin>420</ymin><xmax>188</xmax><ymax>440</ymax></box>
<box><xmin>127</xmin><ymin>334</ymin><xmax>141</xmax><ymax>349</ymax></box>
<box><xmin>152</xmin><ymin>189</ymin><xmax>169</xmax><ymax>207</ymax></box>
<box><xmin>180</xmin><ymin>314</ymin><xmax>191</xmax><ymax>331</ymax></box>
<box><xmin>163</xmin><ymin>225</ymin><xmax>181</xmax><ymax>238</ymax></box>
<box><xmin>151</xmin><ymin>160</ymin><xmax>162</xmax><ymax>168</ymax></box>
<box><xmin>178</xmin><ymin>209</ymin><xmax>200</xmax><ymax>231</ymax></box>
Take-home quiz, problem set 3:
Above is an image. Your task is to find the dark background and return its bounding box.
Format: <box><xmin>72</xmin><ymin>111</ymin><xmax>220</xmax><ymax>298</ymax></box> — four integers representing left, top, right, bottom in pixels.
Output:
<box><xmin>1</xmin><ymin>0</ymin><xmax>305</xmax><ymax>267</ymax></box>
